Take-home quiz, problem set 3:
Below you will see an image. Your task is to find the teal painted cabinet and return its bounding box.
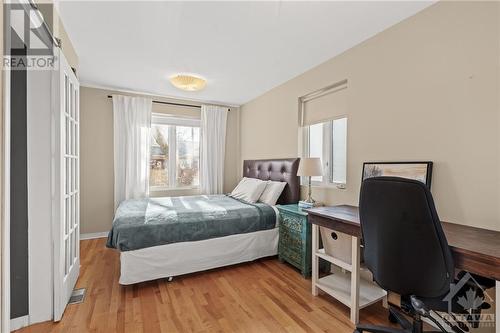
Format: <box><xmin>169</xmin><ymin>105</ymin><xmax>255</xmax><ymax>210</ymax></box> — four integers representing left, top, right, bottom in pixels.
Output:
<box><xmin>277</xmin><ymin>204</ymin><xmax>326</xmax><ymax>277</ymax></box>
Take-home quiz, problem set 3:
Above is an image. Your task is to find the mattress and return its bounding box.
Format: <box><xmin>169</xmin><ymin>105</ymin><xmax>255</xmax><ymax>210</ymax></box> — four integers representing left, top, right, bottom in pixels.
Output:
<box><xmin>106</xmin><ymin>194</ymin><xmax>277</xmax><ymax>251</ymax></box>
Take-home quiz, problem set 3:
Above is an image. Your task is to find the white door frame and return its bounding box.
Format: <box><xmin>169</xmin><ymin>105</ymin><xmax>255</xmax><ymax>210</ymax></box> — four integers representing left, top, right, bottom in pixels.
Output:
<box><xmin>52</xmin><ymin>49</ymin><xmax>80</xmax><ymax>322</ymax></box>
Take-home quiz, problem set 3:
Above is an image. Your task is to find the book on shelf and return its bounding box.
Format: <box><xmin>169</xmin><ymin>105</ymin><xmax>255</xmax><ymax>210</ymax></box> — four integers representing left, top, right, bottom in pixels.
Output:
<box><xmin>298</xmin><ymin>200</ymin><xmax>314</xmax><ymax>209</ymax></box>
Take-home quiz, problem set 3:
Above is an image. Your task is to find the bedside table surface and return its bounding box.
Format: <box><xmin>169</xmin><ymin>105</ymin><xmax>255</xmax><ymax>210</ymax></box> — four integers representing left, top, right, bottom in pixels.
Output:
<box><xmin>276</xmin><ymin>204</ymin><xmax>308</xmax><ymax>216</ymax></box>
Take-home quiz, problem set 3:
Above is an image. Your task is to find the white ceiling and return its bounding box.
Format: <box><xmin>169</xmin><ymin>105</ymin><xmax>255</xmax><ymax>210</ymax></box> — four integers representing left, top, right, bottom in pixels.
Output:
<box><xmin>58</xmin><ymin>1</ymin><xmax>434</xmax><ymax>106</ymax></box>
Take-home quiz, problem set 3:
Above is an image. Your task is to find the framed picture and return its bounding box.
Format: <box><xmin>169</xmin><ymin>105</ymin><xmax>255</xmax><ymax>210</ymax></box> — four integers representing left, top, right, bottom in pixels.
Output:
<box><xmin>362</xmin><ymin>161</ymin><xmax>433</xmax><ymax>188</ymax></box>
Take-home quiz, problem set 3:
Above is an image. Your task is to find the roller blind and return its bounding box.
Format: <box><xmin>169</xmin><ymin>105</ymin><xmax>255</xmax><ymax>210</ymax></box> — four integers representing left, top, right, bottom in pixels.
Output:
<box><xmin>152</xmin><ymin>113</ymin><xmax>200</xmax><ymax>127</ymax></box>
<box><xmin>152</xmin><ymin>103</ymin><xmax>201</xmax><ymax>119</ymax></box>
<box><xmin>302</xmin><ymin>83</ymin><xmax>347</xmax><ymax>126</ymax></box>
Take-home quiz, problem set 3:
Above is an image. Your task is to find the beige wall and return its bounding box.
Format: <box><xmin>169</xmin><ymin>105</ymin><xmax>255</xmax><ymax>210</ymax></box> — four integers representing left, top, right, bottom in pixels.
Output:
<box><xmin>240</xmin><ymin>1</ymin><xmax>500</xmax><ymax>231</ymax></box>
<box><xmin>80</xmin><ymin>86</ymin><xmax>240</xmax><ymax>234</ymax></box>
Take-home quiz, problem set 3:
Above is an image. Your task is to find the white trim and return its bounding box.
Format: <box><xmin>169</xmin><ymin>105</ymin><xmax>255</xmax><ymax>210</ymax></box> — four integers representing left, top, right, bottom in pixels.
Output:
<box><xmin>81</xmin><ymin>82</ymin><xmax>240</xmax><ymax>108</ymax></box>
<box><xmin>167</xmin><ymin>125</ymin><xmax>176</xmax><ymax>187</ymax></box>
<box><xmin>10</xmin><ymin>315</ymin><xmax>29</xmax><ymax>332</ymax></box>
<box><xmin>53</xmin><ymin>51</ymin><xmax>81</xmax><ymax>321</ymax></box>
<box><xmin>80</xmin><ymin>232</ymin><xmax>108</xmax><ymax>240</ymax></box>
<box><xmin>2</xmin><ymin>55</ymin><xmax>11</xmax><ymax>333</ymax></box>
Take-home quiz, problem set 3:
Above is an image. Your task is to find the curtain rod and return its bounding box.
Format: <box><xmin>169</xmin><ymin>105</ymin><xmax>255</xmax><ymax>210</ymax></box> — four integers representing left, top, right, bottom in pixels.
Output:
<box><xmin>107</xmin><ymin>95</ymin><xmax>230</xmax><ymax>111</ymax></box>
<box><xmin>107</xmin><ymin>95</ymin><xmax>201</xmax><ymax>109</ymax></box>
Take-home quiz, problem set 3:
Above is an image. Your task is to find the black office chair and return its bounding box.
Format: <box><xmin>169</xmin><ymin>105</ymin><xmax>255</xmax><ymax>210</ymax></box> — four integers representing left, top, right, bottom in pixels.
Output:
<box><xmin>355</xmin><ymin>177</ymin><xmax>491</xmax><ymax>333</ymax></box>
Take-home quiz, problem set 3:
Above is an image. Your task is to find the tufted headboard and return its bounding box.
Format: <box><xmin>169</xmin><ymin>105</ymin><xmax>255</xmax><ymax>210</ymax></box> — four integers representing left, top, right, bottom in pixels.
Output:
<box><xmin>242</xmin><ymin>158</ymin><xmax>301</xmax><ymax>205</ymax></box>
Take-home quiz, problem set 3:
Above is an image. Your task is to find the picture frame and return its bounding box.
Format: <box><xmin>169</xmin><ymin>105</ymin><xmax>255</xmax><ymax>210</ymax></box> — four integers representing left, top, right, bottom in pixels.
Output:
<box><xmin>361</xmin><ymin>161</ymin><xmax>433</xmax><ymax>189</ymax></box>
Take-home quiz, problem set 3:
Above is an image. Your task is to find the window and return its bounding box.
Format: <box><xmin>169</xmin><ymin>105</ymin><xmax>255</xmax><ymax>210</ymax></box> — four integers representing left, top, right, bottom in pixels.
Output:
<box><xmin>150</xmin><ymin>114</ymin><xmax>200</xmax><ymax>189</ymax></box>
<box><xmin>303</xmin><ymin>117</ymin><xmax>347</xmax><ymax>186</ymax></box>
<box><xmin>308</xmin><ymin>123</ymin><xmax>323</xmax><ymax>182</ymax></box>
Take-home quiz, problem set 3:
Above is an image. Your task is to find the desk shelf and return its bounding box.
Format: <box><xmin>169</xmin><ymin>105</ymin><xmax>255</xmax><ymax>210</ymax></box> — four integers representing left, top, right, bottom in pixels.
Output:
<box><xmin>310</xmin><ymin>220</ymin><xmax>386</xmax><ymax>324</ymax></box>
<box><xmin>316</xmin><ymin>267</ymin><xmax>386</xmax><ymax>310</ymax></box>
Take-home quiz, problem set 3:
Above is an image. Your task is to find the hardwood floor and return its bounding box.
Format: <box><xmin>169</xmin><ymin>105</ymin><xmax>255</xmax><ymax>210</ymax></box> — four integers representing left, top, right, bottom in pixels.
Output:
<box><xmin>16</xmin><ymin>238</ymin><xmax>393</xmax><ymax>333</ymax></box>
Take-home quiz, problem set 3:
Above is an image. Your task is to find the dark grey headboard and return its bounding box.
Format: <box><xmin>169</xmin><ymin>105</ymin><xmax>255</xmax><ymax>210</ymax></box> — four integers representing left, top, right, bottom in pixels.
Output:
<box><xmin>242</xmin><ymin>158</ymin><xmax>300</xmax><ymax>204</ymax></box>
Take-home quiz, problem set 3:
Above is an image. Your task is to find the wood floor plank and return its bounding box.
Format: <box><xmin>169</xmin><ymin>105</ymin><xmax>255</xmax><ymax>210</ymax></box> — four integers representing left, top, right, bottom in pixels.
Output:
<box><xmin>15</xmin><ymin>238</ymin><xmax>394</xmax><ymax>333</ymax></box>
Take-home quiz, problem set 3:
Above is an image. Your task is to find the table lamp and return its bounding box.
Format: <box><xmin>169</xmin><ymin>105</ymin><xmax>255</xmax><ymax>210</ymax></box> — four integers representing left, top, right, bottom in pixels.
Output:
<box><xmin>297</xmin><ymin>157</ymin><xmax>323</xmax><ymax>205</ymax></box>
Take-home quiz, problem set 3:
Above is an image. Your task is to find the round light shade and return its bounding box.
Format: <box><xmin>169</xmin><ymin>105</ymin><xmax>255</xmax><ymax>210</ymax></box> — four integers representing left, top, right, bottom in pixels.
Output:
<box><xmin>169</xmin><ymin>74</ymin><xmax>206</xmax><ymax>91</ymax></box>
<box><xmin>297</xmin><ymin>157</ymin><xmax>323</xmax><ymax>176</ymax></box>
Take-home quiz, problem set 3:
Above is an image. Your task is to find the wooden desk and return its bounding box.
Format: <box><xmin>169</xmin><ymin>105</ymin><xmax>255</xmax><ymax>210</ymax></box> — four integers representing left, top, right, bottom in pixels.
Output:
<box><xmin>306</xmin><ymin>205</ymin><xmax>500</xmax><ymax>331</ymax></box>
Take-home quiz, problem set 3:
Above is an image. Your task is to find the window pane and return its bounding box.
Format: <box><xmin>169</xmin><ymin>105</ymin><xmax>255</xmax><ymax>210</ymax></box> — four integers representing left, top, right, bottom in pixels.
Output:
<box><xmin>308</xmin><ymin>123</ymin><xmax>323</xmax><ymax>182</ymax></box>
<box><xmin>150</xmin><ymin>124</ymin><xmax>169</xmax><ymax>187</ymax></box>
<box><xmin>176</xmin><ymin>126</ymin><xmax>200</xmax><ymax>187</ymax></box>
<box><xmin>332</xmin><ymin>118</ymin><xmax>347</xmax><ymax>184</ymax></box>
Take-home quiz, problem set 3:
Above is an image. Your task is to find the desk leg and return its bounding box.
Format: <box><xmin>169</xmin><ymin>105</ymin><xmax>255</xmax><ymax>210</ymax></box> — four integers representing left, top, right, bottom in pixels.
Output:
<box><xmin>496</xmin><ymin>280</ymin><xmax>499</xmax><ymax>333</ymax></box>
<box><xmin>312</xmin><ymin>224</ymin><xmax>319</xmax><ymax>296</ymax></box>
<box><xmin>350</xmin><ymin>236</ymin><xmax>360</xmax><ymax>324</ymax></box>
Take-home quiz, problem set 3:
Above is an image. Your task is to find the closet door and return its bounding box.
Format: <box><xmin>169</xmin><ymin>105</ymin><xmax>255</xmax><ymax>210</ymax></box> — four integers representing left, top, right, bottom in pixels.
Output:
<box><xmin>53</xmin><ymin>51</ymin><xmax>80</xmax><ymax>321</ymax></box>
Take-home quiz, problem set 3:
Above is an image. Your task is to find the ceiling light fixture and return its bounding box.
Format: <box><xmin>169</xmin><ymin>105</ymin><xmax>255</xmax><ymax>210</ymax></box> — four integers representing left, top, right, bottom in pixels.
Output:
<box><xmin>169</xmin><ymin>74</ymin><xmax>206</xmax><ymax>91</ymax></box>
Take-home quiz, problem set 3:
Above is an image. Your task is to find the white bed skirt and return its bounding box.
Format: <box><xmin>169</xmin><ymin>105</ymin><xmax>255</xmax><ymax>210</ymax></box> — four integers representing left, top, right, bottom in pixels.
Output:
<box><xmin>119</xmin><ymin>227</ymin><xmax>279</xmax><ymax>285</ymax></box>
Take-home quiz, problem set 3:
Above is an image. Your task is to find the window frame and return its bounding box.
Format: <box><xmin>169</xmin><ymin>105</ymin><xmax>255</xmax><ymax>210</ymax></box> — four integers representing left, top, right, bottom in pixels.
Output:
<box><xmin>150</xmin><ymin>113</ymin><xmax>201</xmax><ymax>191</ymax></box>
<box><xmin>302</xmin><ymin>116</ymin><xmax>347</xmax><ymax>188</ymax></box>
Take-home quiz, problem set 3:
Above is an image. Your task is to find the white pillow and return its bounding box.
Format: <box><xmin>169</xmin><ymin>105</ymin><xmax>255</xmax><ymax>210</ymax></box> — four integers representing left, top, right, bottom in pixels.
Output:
<box><xmin>258</xmin><ymin>181</ymin><xmax>287</xmax><ymax>206</ymax></box>
<box><xmin>230</xmin><ymin>177</ymin><xmax>268</xmax><ymax>203</ymax></box>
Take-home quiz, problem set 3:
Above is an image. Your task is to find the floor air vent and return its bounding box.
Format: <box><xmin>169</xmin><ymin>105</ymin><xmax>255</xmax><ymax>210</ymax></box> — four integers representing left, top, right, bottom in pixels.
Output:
<box><xmin>68</xmin><ymin>288</ymin><xmax>86</xmax><ymax>305</ymax></box>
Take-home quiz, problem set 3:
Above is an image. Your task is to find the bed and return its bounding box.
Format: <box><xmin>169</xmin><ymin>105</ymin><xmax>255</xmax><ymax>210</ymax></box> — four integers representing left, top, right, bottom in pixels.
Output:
<box><xmin>107</xmin><ymin>158</ymin><xmax>300</xmax><ymax>285</ymax></box>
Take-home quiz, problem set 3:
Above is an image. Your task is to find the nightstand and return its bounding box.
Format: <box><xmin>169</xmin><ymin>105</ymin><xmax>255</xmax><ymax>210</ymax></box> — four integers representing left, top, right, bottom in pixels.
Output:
<box><xmin>277</xmin><ymin>204</ymin><xmax>328</xmax><ymax>277</ymax></box>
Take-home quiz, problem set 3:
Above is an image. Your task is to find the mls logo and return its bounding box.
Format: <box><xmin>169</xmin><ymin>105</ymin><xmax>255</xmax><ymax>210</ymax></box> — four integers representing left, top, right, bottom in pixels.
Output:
<box><xmin>4</xmin><ymin>3</ymin><xmax>56</xmax><ymax>70</ymax></box>
<box><xmin>442</xmin><ymin>272</ymin><xmax>495</xmax><ymax>329</ymax></box>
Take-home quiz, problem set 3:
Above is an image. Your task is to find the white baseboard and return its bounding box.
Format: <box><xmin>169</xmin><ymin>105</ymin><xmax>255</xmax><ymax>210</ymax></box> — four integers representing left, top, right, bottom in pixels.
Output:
<box><xmin>80</xmin><ymin>232</ymin><xmax>108</xmax><ymax>240</ymax></box>
<box><xmin>10</xmin><ymin>315</ymin><xmax>29</xmax><ymax>331</ymax></box>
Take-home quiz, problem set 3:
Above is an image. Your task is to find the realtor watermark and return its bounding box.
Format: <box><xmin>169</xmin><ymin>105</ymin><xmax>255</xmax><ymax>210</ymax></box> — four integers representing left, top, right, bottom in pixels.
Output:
<box><xmin>442</xmin><ymin>272</ymin><xmax>495</xmax><ymax>329</ymax></box>
<box><xmin>3</xmin><ymin>56</ymin><xmax>54</xmax><ymax>69</ymax></box>
<box><xmin>4</xmin><ymin>3</ymin><xmax>56</xmax><ymax>70</ymax></box>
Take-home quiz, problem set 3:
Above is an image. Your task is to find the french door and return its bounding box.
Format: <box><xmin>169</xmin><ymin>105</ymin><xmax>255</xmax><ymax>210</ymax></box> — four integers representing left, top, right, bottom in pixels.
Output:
<box><xmin>53</xmin><ymin>50</ymin><xmax>80</xmax><ymax>321</ymax></box>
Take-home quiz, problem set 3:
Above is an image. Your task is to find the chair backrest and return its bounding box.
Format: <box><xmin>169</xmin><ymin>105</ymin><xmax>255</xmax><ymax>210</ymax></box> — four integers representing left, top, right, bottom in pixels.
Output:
<box><xmin>359</xmin><ymin>177</ymin><xmax>454</xmax><ymax>298</ymax></box>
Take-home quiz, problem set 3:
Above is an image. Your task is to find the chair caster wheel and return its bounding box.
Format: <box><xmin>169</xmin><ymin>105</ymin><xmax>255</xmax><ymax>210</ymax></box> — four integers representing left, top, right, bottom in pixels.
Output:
<box><xmin>388</xmin><ymin>312</ymin><xmax>398</xmax><ymax>324</ymax></box>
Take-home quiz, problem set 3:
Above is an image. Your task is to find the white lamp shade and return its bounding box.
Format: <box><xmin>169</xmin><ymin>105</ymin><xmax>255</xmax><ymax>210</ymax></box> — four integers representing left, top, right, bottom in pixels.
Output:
<box><xmin>297</xmin><ymin>158</ymin><xmax>323</xmax><ymax>176</ymax></box>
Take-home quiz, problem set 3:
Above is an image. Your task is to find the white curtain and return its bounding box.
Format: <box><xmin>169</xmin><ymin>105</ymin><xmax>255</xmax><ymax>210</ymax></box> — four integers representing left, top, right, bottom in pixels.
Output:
<box><xmin>112</xmin><ymin>95</ymin><xmax>152</xmax><ymax>208</ymax></box>
<box><xmin>200</xmin><ymin>105</ymin><xmax>228</xmax><ymax>194</ymax></box>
